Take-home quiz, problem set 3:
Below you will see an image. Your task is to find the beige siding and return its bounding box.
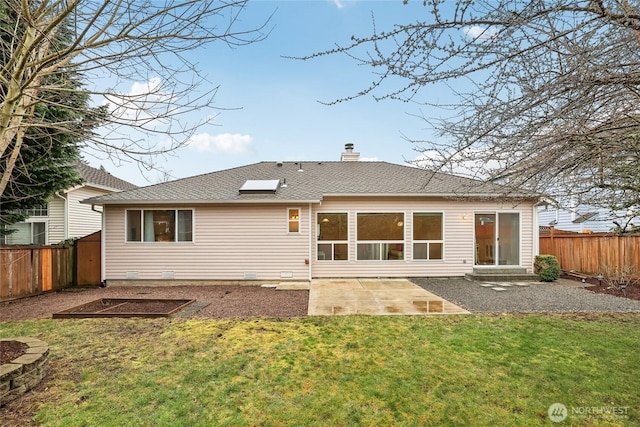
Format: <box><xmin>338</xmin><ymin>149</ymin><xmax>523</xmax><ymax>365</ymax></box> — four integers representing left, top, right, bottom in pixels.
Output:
<box><xmin>310</xmin><ymin>197</ymin><xmax>535</xmax><ymax>278</ymax></box>
<box><xmin>67</xmin><ymin>187</ymin><xmax>109</xmax><ymax>238</ymax></box>
<box><xmin>104</xmin><ymin>204</ymin><xmax>311</xmax><ymax>281</ymax></box>
<box><xmin>103</xmin><ymin>198</ymin><xmax>535</xmax><ymax>281</ymax></box>
<box><xmin>47</xmin><ymin>197</ymin><xmax>66</xmax><ymax>244</ymax></box>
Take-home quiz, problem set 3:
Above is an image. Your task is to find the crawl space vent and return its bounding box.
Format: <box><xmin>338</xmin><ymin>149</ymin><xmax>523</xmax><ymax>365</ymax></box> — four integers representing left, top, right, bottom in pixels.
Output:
<box><xmin>243</xmin><ymin>271</ymin><xmax>258</xmax><ymax>280</ymax></box>
<box><xmin>161</xmin><ymin>271</ymin><xmax>175</xmax><ymax>279</ymax></box>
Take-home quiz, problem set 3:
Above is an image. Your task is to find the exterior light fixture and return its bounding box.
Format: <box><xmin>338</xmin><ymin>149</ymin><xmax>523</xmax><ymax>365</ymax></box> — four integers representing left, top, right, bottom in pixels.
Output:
<box><xmin>620</xmin><ymin>281</ymin><xmax>627</xmax><ymax>296</ymax></box>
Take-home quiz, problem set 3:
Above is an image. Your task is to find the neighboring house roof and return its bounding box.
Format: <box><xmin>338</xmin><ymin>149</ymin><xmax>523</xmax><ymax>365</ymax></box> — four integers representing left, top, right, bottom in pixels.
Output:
<box><xmin>74</xmin><ymin>162</ymin><xmax>138</xmax><ymax>192</ymax></box>
<box><xmin>85</xmin><ymin>161</ymin><xmax>536</xmax><ymax>205</ymax></box>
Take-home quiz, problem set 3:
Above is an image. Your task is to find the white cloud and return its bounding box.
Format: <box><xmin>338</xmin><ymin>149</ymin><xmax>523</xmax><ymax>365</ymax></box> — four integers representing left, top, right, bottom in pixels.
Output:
<box><xmin>129</xmin><ymin>77</ymin><xmax>162</xmax><ymax>95</ymax></box>
<box><xmin>333</xmin><ymin>0</ymin><xmax>346</xmax><ymax>9</ymax></box>
<box><xmin>359</xmin><ymin>156</ymin><xmax>379</xmax><ymax>162</ymax></box>
<box><xmin>103</xmin><ymin>77</ymin><xmax>174</xmax><ymax>123</ymax></box>
<box><xmin>463</xmin><ymin>25</ymin><xmax>498</xmax><ymax>40</ymax></box>
<box><xmin>187</xmin><ymin>133</ymin><xmax>253</xmax><ymax>154</ymax></box>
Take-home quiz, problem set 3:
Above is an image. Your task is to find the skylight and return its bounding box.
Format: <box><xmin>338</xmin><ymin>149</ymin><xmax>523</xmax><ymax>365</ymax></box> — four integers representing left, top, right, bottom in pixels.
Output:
<box><xmin>239</xmin><ymin>179</ymin><xmax>280</xmax><ymax>194</ymax></box>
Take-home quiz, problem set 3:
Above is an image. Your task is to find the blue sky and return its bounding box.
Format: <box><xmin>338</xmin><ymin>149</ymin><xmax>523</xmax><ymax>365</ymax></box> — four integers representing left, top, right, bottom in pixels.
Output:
<box><xmin>90</xmin><ymin>0</ymin><xmax>454</xmax><ymax>186</ymax></box>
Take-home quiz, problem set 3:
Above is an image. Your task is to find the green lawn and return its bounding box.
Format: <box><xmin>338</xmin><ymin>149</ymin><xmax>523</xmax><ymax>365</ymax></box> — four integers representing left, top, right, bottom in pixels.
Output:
<box><xmin>2</xmin><ymin>314</ymin><xmax>638</xmax><ymax>426</ymax></box>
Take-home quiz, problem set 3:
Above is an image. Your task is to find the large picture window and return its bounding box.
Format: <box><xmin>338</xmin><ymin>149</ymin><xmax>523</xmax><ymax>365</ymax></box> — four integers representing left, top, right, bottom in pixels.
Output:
<box><xmin>413</xmin><ymin>213</ymin><xmax>443</xmax><ymax>260</ymax></box>
<box><xmin>317</xmin><ymin>213</ymin><xmax>348</xmax><ymax>260</ymax></box>
<box><xmin>126</xmin><ymin>209</ymin><xmax>193</xmax><ymax>242</ymax></box>
<box><xmin>357</xmin><ymin>213</ymin><xmax>404</xmax><ymax>260</ymax></box>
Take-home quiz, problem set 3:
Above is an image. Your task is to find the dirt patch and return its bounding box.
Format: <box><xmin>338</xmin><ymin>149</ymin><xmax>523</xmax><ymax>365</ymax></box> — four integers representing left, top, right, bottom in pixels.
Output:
<box><xmin>586</xmin><ymin>284</ymin><xmax>640</xmax><ymax>301</ymax></box>
<box><xmin>0</xmin><ymin>285</ymin><xmax>309</xmax><ymax>321</ymax></box>
<box><xmin>560</xmin><ymin>272</ymin><xmax>640</xmax><ymax>302</ymax></box>
<box><xmin>52</xmin><ymin>298</ymin><xmax>195</xmax><ymax>318</ymax></box>
<box><xmin>0</xmin><ymin>341</ymin><xmax>27</xmax><ymax>364</ymax></box>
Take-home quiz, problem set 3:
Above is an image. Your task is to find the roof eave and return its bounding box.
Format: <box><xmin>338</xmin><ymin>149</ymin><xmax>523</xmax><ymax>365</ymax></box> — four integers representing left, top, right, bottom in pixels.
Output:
<box><xmin>81</xmin><ymin>198</ymin><xmax>322</xmax><ymax>206</ymax></box>
<box><xmin>322</xmin><ymin>192</ymin><xmax>540</xmax><ymax>199</ymax></box>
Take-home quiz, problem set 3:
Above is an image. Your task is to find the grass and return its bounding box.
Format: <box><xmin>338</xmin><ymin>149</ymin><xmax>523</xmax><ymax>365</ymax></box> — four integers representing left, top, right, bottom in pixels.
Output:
<box><xmin>2</xmin><ymin>313</ymin><xmax>639</xmax><ymax>426</ymax></box>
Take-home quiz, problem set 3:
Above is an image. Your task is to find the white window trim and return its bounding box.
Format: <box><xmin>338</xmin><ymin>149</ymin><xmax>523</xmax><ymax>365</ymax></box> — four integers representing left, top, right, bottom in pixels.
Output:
<box><xmin>473</xmin><ymin>210</ymin><xmax>522</xmax><ymax>267</ymax></box>
<box><xmin>316</xmin><ymin>212</ymin><xmax>349</xmax><ymax>261</ymax></box>
<box><xmin>125</xmin><ymin>208</ymin><xmax>194</xmax><ymax>243</ymax></box>
<box><xmin>2</xmin><ymin>220</ymin><xmax>48</xmax><ymax>245</ymax></box>
<box><xmin>411</xmin><ymin>211</ymin><xmax>445</xmax><ymax>261</ymax></box>
<box><xmin>355</xmin><ymin>211</ymin><xmax>405</xmax><ymax>261</ymax></box>
<box><xmin>287</xmin><ymin>207</ymin><xmax>301</xmax><ymax>234</ymax></box>
<box><xmin>356</xmin><ymin>241</ymin><xmax>405</xmax><ymax>261</ymax></box>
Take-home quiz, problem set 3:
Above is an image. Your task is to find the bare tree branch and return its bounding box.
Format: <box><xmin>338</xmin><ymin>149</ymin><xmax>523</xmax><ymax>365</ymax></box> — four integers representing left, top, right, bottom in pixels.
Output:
<box><xmin>0</xmin><ymin>0</ymin><xmax>270</xmax><ymax>192</ymax></box>
<box><xmin>307</xmin><ymin>0</ymin><xmax>640</xmax><ymax>219</ymax></box>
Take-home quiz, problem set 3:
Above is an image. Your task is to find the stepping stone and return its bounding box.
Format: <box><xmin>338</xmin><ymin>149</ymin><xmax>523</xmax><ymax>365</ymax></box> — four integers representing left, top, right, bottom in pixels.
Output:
<box><xmin>497</xmin><ymin>283</ymin><xmax>513</xmax><ymax>287</ymax></box>
<box><xmin>513</xmin><ymin>282</ymin><xmax>530</xmax><ymax>287</ymax></box>
<box><xmin>492</xmin><ymin>287</ymin><xmax>508</xmax><ymax>292</ymax></box>
<box><xmin>480</xmin><ymin>283</ymin><xmax>495</xmax><ymax>288</ymax></box>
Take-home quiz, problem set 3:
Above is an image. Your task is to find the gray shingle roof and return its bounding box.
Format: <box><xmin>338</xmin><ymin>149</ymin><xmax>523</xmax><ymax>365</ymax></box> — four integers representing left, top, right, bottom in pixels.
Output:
<box><xmin>84</xmin><ymin>161</ymin><xmax>533</xmax><ymax>204</ymax></box>
<box><xmin>75</xmin><ymin>162</ymin><xmax>137</xmax><ymax>191</ymax></box>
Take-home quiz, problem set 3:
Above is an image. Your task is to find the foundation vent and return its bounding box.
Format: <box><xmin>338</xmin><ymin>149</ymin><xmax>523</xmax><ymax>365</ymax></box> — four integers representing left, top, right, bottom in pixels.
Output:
<box><xmin>243</xmin><ymin>271</ymin><xmax>258</xmax><ymax>280</ymax></box>
<box><xmin>126</xmin><ymin>271</ymin><xmax>139</xmax><ymax>279</ymax></box>
<box><xmin>161</xmin><ymin>271</ymin><xmax>175</xmax><ymax>279</ymax></box>
<box><xmin>280</xmin><ymin>271</ymin><xmax>293</xmax><ymax>279</ymax></box>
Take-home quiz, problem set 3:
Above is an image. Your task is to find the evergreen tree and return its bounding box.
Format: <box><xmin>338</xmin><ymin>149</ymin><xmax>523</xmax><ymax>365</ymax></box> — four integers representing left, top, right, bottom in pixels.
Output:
<box><xmin>0</xmin><ymin>2</ymin><xmax>104</xmax><ymax>236</ymax></box>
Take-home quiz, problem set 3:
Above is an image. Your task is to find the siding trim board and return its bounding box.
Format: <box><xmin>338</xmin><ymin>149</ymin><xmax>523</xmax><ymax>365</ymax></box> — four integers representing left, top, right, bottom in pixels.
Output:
<box><xmin>103</xmin><ymin>198</ymin><xmax>535</xmax><ymax>282</ymax></box>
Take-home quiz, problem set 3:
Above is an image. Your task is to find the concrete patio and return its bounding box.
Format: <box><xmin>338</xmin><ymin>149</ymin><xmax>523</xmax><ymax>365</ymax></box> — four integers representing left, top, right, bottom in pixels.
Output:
<box><xmin>307</xmin><ymin>278</ymin><xmax>469</xmax><ymax>315</ymax></box>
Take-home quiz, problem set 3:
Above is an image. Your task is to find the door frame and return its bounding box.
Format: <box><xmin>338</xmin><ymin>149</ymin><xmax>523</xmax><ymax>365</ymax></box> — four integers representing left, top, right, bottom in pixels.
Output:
<box><xmin>473</xmin><ymin>211</ymin><xmax>522</xmax><ymax>267</ymax></box>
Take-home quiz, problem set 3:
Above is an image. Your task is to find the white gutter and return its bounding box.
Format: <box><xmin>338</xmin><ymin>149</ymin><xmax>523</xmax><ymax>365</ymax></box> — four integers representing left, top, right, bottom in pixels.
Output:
<box><xmin>79</xmin><ymin>199</ymin><xmax>322</xmax><ymax>206</ymax></box>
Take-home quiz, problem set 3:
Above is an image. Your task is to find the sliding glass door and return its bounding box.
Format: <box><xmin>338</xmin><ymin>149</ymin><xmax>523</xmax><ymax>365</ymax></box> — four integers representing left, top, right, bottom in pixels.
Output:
<box><xmin>474</xmin><ymin>213</ymin><xmax>520</xmax><ymax>266</ymax></box>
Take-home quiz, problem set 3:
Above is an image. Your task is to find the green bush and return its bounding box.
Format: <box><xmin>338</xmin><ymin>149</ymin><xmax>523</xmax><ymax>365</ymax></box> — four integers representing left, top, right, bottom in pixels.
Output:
<box><xmin>534</xmin><ymin>255</ymin><xmax>560</xmax><ymax>282</ymax></box>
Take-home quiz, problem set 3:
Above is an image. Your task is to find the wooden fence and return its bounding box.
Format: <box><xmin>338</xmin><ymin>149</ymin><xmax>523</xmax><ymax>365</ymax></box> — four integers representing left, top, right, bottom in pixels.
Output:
<box><xmin>0</xmin><ymin>245</ymin><xmax>74</xmax><ymax>301</ymax></box>
<box><xmin>539</xmin><ymin>228</ymin><xmax>640</xmax><ymax>274</ymax></box>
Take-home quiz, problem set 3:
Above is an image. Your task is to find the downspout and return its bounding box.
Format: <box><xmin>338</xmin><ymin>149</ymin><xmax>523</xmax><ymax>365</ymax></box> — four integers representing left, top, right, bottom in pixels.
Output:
<box><xmin>308</xmin><ymin>203</ymin><xmax>312</xmax><ymax>282</ymax></box>
<box><xmin>532</xmin><ymin>202</ymin><xmax>540</xmax><ymax>273</ymax></box>
<box><xmin>93</xmin><ymin>204</ymin><xmax>106</xmax><ymax>284</ymax></box>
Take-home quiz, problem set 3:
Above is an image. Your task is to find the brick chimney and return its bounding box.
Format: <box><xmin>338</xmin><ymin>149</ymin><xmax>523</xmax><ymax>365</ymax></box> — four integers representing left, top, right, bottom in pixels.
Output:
<box><xmin>340</xmin><ymin>143</ymin><xmax>360</xmax><ymax>162</ymax></box>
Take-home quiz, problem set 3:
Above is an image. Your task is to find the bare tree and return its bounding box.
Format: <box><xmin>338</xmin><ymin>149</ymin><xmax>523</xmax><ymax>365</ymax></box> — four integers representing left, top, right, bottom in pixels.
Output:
<box><xmin>0</xmin><ymin>0</ymin><xmax>269</xmax><ymax>194</ymax></box>
<box><xmin>307</xmin><ymin>0</ymin><xmax>640</xmax><ymax>218</ymax></box>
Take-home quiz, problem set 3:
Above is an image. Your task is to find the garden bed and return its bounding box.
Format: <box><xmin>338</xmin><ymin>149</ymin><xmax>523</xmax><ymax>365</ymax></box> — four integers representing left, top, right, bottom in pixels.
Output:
<box><xmin>52</xmin><ymin>298</ymin><xmax>196</xmax><ymax>319</ymax></box>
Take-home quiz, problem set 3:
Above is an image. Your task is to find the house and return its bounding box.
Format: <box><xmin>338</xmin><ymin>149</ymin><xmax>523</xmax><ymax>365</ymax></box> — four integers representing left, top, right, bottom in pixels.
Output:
<box><xmin>538</xmin><ymin>200</ymin><xmax>638</xmax><ymax>233</ymax></box>
<box><xmin>85</xmin><ymin>145</ymin><xmax>541</xmax><ymax>284</ymax></box>
<box><xmin>2</xmin><ymin>162</ymin><xmax>137</xmax><ymax>245</ymax></box>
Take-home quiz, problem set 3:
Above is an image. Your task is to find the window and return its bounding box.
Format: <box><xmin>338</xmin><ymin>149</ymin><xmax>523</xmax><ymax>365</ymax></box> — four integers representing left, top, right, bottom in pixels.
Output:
<box><xmin>317</xmin><ymin>213</ymin><xmax>348</xmax><ymax>260</ymax></box>
<box><xmin>25</xmin><ymin>205</ymin><xmax>48</xmax><ymax>217</ymax></box>
<box><xmin>357</xmin><ymin>213</ymin><xmax>404</xmax><ymax>260</ymax></box>
<box><xmin>126</xmin><ymin>209</ymin><xmax>193</xmax><ymax>242</ymax></box>
<box><xmin>1</xmin><ymin>222</ymin><xmax>46</xmax><ymax>245</ymax></box>
<box><xmin>8</xmin><ymin>204</ymin><xmax>48</xmax><ymax>217</ymax></box>
<box><xmin>413</xmin><ymin>213</ymin><xmax>443</xmax><ymax>260</ymax></box>
<box><xmin>288</xmin><ymin>208</ymin><xmax>300</xmax><ymax>233</ymax></box>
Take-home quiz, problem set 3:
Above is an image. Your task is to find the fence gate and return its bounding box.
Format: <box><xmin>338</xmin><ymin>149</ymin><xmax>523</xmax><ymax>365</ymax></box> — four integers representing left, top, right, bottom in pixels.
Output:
<box><xmin>75</xmin><ymin>231</ymin><xmax>101</xmax><ymax>285</ymax></box>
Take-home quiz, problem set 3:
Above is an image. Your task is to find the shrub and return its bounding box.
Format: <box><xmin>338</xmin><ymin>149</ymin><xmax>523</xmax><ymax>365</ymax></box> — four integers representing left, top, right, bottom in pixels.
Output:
<box><xmin>534</xmin><ymin>255</ymin><xmax>560</xmax><ymax>282</ymax></box>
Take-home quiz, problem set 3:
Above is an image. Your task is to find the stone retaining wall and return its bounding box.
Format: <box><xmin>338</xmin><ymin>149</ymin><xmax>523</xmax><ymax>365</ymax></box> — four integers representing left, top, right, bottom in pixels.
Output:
<box><xmin>0</xmin><ymin>337</ymin><xmax>49</xmax><ymax>406</ymax></box>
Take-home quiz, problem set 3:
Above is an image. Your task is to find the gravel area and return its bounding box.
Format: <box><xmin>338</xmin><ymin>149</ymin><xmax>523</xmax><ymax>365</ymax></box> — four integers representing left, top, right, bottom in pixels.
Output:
<box><xmin>411</xmin><ymin>277</ymin><xmax>640</xmax><ymax>313</ymax></box>
<box><xmin>0</xmin><ymin>285</ymin><xmax>309</xmax><ymax>321</ymax></box>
